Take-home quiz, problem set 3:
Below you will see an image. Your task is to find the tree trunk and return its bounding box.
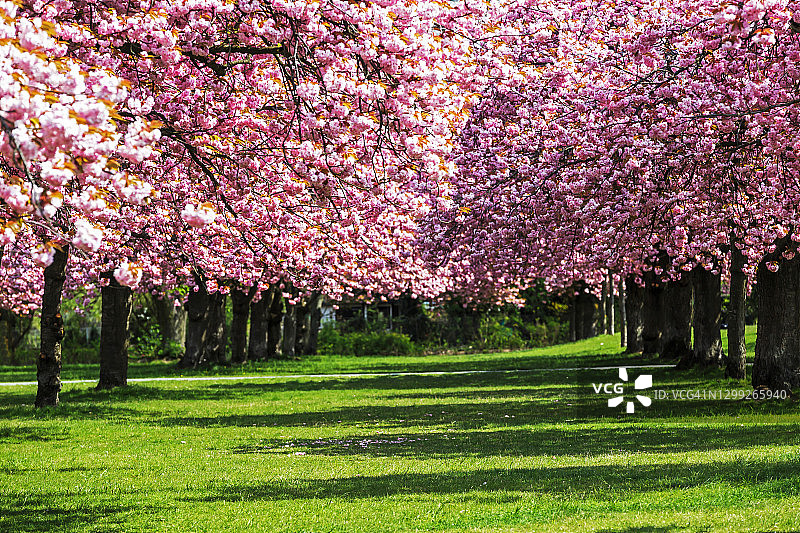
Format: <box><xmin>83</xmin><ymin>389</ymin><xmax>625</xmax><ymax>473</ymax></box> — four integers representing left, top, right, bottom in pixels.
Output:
<box><xmin>568</xmin><ymin>292</ymin><xmax>577</xmax><ymax>342</ymax></box>
<box><xmin>282</xmin><ymin>293</ymin><xmax>296</xmax><ymax>358</ymax></box>
<box><xmin>150</xmin><ymin>295</ymin><xmax>185</xmax><ymax>357</ymax></box>
<box><xmin>97</xmin><ymin>277</ymin><xmax>133</xmax><ymax>390</ymax></box>
<box><xmin>619</xmin><ymin>277</ymin><xmax>627</xmax><ymax>348</ymax></box>
<box><xmin>397</xmin><ymin>294</ymin><xmax>429</xmax><ymax>341</ymax></box>
<box><xmin>0</xmin><ymin>248</ymin><xmax>8</xmax><ymax>363</ymax></box>
<box><xmin>641</xmin><ymin>271</ymin><xmax>664</xmax><ymax>355</ymax></box>
<box><xmin>267</xmin><ymin>287</ymin><xmax>283</xmax><ymax>358</ymax></box>
<box><xmin>753</xmin><ymin>241</ymin><xmax>800</xmax><ymax>391</ymax></box>
<box><xmin>205</xmin><ymin>292</ymin><xmax>227</xmax><ymax>364</ymax></box>
<box><xmin>36</xmin><ymin>247</ymin><xmax>69</xmax><ymax>408</ymax></box>
<box><xmin>606</xmin><ymin>270</ymin><xmax>615</xmax><ymax>335</ymax></box>
<box><xmin>661</xmin><ymin>276</ymin><xmax>693</xmax><ymax>360</ymax></box>
<box><xmin>574</xmin><ymin>291</ymin><xmax>585</xmax><ymax>341</ymax></box>
<box><xmin>624</xmin><ymin>275</ymin><xmax>643</xmax><ymax>353</ymax></box>
<box><xmin>683</xmin><ymin>265</ymin><xmax>723</xmax><ymax>368</ymax></box>
<box><xmin>231</xmin><ymin>287</ymin><xmax>255</xmax><ymax>364</ymax></box>
<box><xmin>585</xmin><ymin>295</ymin><xmax>599</xmax><ymax>339</ymax></box>
<box><xmin>574</xmin><ymin>283</ymin><xmax>598</xmax><ymax>339</ymax></box>
<box><xmin>182</xmin><ymin>283</ymin><xmax>210</xmax><ymax>368</ymax></box>
<box><xmin>599</xmin><ymin>279</ymin><xmax>607</xmax><ymax>334</ymax></box>
<box><xmin>294</xmin><ymin>295</ymin><xmax>310</xmax><ymax>356</ymax></box>
<box><xmin>248</xmin><ymin>287</ymin><xmax>274</xmax><ymax>361</ymax></box>
<box><xmin>726</xmin><ymin>240</ymin><xmax>747</xmax><ymax>380</ymax></box>
<box><xmin>306</xmin><ymin>292</ymin><xmax>323</xmax><ymax>355</ymax></box>
<box><xmin>0</xmin><ymin>309</ymin><xmax>12</xmax><ymax>363</ymax></box>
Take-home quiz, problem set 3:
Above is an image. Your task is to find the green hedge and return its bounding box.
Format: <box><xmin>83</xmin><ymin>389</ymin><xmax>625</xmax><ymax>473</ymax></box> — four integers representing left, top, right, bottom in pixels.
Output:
<box><xmin>318</xmin><ymin>324</ymin><xmax>418</xmax><ymax>356</ymax></box>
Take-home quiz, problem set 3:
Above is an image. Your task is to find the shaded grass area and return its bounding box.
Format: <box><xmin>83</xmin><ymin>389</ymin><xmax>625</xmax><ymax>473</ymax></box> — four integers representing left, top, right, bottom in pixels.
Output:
<box><xmin>2</xmin><ymin>328</ymin><xmax>797</xmax><ymax>533</ymax></box>
<box><xmin>0</xmin><ymin>325</ymin><xmax>758</xmax><ymax>384</ymax></box>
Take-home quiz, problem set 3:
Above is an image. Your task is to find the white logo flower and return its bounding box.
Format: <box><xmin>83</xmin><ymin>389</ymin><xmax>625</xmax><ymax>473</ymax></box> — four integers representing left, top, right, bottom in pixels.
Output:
<box><xmin>607</xmin><ymin>368</ymin><xmax>653</xmax><ymax>413</ymax></box>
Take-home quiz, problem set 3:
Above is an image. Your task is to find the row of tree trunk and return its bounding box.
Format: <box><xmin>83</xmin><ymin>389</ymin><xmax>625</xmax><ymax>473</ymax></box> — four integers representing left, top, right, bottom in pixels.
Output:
<box><xmin>583</xmin><ymin>247</ymin><xmax>800</xmax><ymax>392</ymax></box>
<box><xmin>752</xmin><ymin>238</ymin><xmax>800</xmax><ymax>391</ymax></box>
<box><xmin>33</xmin><ymin>252</ymin><xmax>325</xmax><ymax>405</ymax></box>
<box><xmin>622</xmin><ymin>266</ymin><xmax>736</xmax><ymax>373</ymax></box>
<box><xmin>570</xmin><ymin>271</ymin><xmax>619</xmax><ymax>342</ymax></box>
<box><xmin>599</xmin><ymin>271</ymin><xmax>615</xmax><ymax>335</ymax></box>
<box><xmin>570</xmin><ymin>253</ymin><xmax>783</xmax><ymax>386</ymax></box>
<box><xmin>178</xmin><ymin>282</ymin><xmax>324</xmax><ymax>368</ymax></box>
<box><xmin>28</xmin><ymin>239</ymin><xmax>800</xmax><ymax>406</ymax></box>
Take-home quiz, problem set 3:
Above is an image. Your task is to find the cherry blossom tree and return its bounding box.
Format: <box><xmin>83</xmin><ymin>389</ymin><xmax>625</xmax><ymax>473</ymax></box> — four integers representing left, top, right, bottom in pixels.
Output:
<box><xmin>423</xmin><ymin>0</ymin><xmax>800</xmax><ymax>390</ymax></box>
<box><xmin>1</xmin><ymin>0</ymin><xmax>158</xmax><ymax>404</ymax></box>
<box><xmin>5</xmin><ymin>0</ymin><xmax>503</xmax><ymax>376</ymax></box>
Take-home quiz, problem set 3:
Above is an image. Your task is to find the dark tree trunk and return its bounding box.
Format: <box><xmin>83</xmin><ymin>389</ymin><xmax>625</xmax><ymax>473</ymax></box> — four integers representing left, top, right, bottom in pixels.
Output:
<box><xmin>625</xmin><ymin>275</ymin><xmax>644</xmax><ymax>353</ymax></box>
<box><xmin>641</xmin><ymin>271</ymin><xmax>665</xmax><ymax>355</ymax></box>
<box><xmin>205</xmin><ymin>292</ymin><xmax>227</xmax><ymax>364</ymax></box>
<box><xmin>682</xmin><ymin>266</ymin><xmax>723</xmax><ymax>368</ymax></box>
<box><xmin>397</xmin><ymin>294</ymin><xmax>430</xmax><ymax>341</ymax></box>
<box><xmin>267</xmin><ymin>287</ymin><xmax>283</xmax><ymax>358</ymax></box>
<box><xmin>150</xmin><ymin>295</ymin><xmax>185</xmax><ymax>356</ymax></box>
<box><xmin>248</xmin><ymin>287</ymin><xmax>274</xmax><ymax>361</ymax></box>
<box><xmin>606</xmin><ymin>271</ymin><xmax>615</xmax><ymax>334</ymax></box>
<box><xmin>293</xmin><ymin>292</ymin><xmax>324</xmax><ymax>356</ymax></box>
<box><xmin>294</xmin><ymin>296</ymin><xmax>310</xmax><ymax>356</ymax></box>
<box><xmin>97</xmin><ymin>277</ymin><xmax>133</xmax><ymax>390</ymax></box>
<box><xmin>568</xmin><ymin>293</ymin><xmax>576</xmax><ymax>342</ymax></box>
<box><xmin>726</xmin><ymin>240</ymin><xmax>747</xmax><ymax>380</ymax></box>
<box><xmin>0</xmin><ymin>249</ymin><xmax>31</xmax><ymax>363</ymax></box>
<box><xmin>619</xmin><ymin>277</ymin><xmax>627</xmax><ymax>348</ymax></box>
<box><xmin>36</xmin><ymin>247</ymin><xmax>68</xmax><ymax>408</ymax></box>
<box><xmin>231</xmin><ymin>287</ymin><xmax>255</xmax><ymax>364</ymax></box>
<box><xmin>574</xmin><ymin>283</ymin><xmax>598</xmax><ymax>339</ymax></box>
<box><xmin>181</xmin><ymin>283</ymin><xmax>210</xmax><ymax>368</ymax></box>
<box><xmin>584</xmin><ymin>295</ymin><xmax>599</xmax><ymax>339</ymax></box>
<box><xmin>468</xmin><ymin>308</ymin><xmax>481</xmax><ymax>343</ymax></box>
<box><xmin>661</xmin><ymin>276</ymin><xmax>693</xmax><ymax>360</ymax></box>
<box><xmin>306</xmin><ymin>292</ymin><xmax>323</xmax><ymax>355</ymax></box>
<box><xmin>753</xmin><ymin>241</ymin><xmax>800</xmax><ymax>391</ymax></box>
<box><xmin>0</xmin><ymin>248</ymin><xmax>7</xmax><ymax>362</ymax></box>
<box><xmin>282</xmin><ymin>293</ymin><xmax>296</xmax><ymax>358</ymax></box>
<box><xmin>573</xmin><ymin>293</ymin><xmax>584</xmax><ymax>342</ymax></box>
<box><xmin>0</xmin><ymin>309</ymin><xmax>13</xmax><ymax>363</ymax></box>
<box><xmin>599</xmin><ymin>279</ymin><xmax>607</xmax><ymax>335</ymax></box>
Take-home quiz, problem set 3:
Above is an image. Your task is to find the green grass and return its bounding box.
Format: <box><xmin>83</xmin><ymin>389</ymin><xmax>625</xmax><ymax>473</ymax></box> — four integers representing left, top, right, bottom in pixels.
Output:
<box><xmin>3</xmin><ymin>326</ymin><xmax>797</xmax><ymax>533</ymax></box>
<box><xmin>0</xmin><ymin>325</ymin><xmax>758</xmax><ymax>384</ymax></box>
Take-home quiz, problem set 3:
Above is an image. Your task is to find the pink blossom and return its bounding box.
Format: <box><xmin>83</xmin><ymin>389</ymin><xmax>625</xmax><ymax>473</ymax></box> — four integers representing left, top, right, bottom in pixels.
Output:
<box><xmin>114</xmin><ymin>261</ymin><xmax>143</xmax><ymax>288</ymax></box>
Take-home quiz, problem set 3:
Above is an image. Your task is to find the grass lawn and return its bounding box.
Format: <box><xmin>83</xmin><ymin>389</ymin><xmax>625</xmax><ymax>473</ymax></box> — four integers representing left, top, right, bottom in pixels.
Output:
<box><xmin>0</xmin><ymin>325</ymin><xmax>758</xmax><ymax>384</ymax></box>
<box><xmin>3</xmin><ymin>326</ymin><xmax>799</xmax><ymax>532</ymax></box>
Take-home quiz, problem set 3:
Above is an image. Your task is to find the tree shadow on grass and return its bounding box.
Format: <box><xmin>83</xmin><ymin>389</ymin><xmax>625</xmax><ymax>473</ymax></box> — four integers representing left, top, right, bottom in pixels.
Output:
<box><xmin>0</xmin><ymin>400</ymin><xmax>140</xmax><ymax>422</ymax></box>
<box><xmin>184</xmin><ymin>457</ymin><xmax>800</xmax><ymax>503</ymax></box>
<box><xmin>0</xmin><ymin>426</ymin><xmax>70</xmax><ymax>443</ymax></box>
<box><xmin>0</xmin><ymin>495</ymin><xmax>137</xmax><ymax>533</ymax></box>
<box><xmin>184</xmin><ymin>370</ymin><xmax>576</xmax><ymax>394</ymax></box>
<box><xmin>230</xmin><ymin>422</ymin><xmax>800</xmax><ymax>458</ymax></box>
<box><xmin>155</xmin><ymin>390</ymin><xmax>798</xmax><ymax>430</ymax></box>
<box><xmin>1</xmin><ymin>372</ymin><xmax>794</xmax><ymax>434</ymax></box>
<box><xmin>0</xmin><ymin>348</ymin><xmax>645</xmax><ymax>384</ymax></box>
<box><xmin>0</xmin><ymin>371</ymin><xmax>574</xmax><ymax>404</ymax></box>
<box><xmin>155</xmin><ymin>398</ymin><xmax>584</xmax><ymax>429</ymax></box>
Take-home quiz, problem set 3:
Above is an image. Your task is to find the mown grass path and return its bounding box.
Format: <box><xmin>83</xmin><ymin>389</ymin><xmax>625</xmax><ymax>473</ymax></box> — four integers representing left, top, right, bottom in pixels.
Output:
<box><xmin>3</xmin><ymin>329</ymin><xmax>799</xmax><ymax>532</ymax></box>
